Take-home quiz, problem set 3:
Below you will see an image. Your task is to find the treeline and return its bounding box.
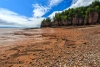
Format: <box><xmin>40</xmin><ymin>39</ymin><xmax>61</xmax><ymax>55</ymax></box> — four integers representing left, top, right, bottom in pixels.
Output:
<box><xmin>41</xmin><ymin>0</ymin><xmax>100</xmax><ymax>27</ymax></box>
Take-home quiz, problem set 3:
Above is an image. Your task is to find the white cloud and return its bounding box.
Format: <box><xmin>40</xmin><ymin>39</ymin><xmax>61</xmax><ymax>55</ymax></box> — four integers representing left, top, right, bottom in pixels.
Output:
<box><xmin>3</xmin><ymin>0</ymin><xmax>64</xmax><ymax>27</ymax></box>
<box><xmin>48</xmin><ymin>0</ymin><xmax>95</xmax><ymax>18</ymax></box>
<box><xmin>49</xmin><ymin>0</ymin><xmax>63</xmax><ymax>7</ymax></box>
<box><xmin>72</xmin><ymin>0</ymin><xmax>78</xmax><ymax>4</ymax></box>
<box><xmin>0</xmin><ymin>8</ymin><xmax>44</xmax><ymax>27</ymax></box>
<box><xmin>0</xmin><ymin>0</ymin><xmax>63</xmax><ymax>27</ymax></box>
<box><xmin>32</xmin><ymin>4</ymin><xmax>50</xmax><ymax>18</ymax></box>
<box><xmin>69</xmin><ymin>0</ymin><xmax>94</xmax><ymax>8</ymax></box>
<box><xmin>32</xmin><ymin>0</ymin><xmax>63</xmax><ymax>18</ymax></box>
<box><xmin>48</xmin><ymin>11</ymin><xmax>62</xmax><ymax>19</ymax></box>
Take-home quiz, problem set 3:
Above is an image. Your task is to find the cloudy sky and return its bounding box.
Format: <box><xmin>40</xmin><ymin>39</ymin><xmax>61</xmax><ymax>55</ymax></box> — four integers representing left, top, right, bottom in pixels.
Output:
<box><xmin>0</xmin><ymin>0</ymin><xmax>95</xmax><ymax>28</ymax></box>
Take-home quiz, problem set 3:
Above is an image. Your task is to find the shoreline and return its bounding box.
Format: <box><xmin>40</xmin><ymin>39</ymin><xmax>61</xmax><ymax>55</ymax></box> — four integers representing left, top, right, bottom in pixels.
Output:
<box><xmin>0</xmin><ymin>25</ymin><xmax>100</xmax><ymax>67</ymax></box>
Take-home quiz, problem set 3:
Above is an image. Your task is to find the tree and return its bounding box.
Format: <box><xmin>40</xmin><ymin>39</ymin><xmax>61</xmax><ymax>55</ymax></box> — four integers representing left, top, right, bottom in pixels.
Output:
<box><xmin>41</xmin><ymin>19</ymin><xmax>46</xmax><ymax>23</ymax></box>
<box><xmin>95</xmin><ymin>6</ymin><xmax>99</xmax><ymax>11</ymax></box>
<box><xmin>61</xmin><ymin>15</ymin><xmax>67</xmax><ymax>21</ymax></box>
<box><xmin>41</xmin><ymin>0</ymin><xmax>100</xmax><ymax>27</ymax></box>
<box><xmin>46</xmin><ymin>17</ymin><xmax>51</xmax><ymax>22</ymax></box>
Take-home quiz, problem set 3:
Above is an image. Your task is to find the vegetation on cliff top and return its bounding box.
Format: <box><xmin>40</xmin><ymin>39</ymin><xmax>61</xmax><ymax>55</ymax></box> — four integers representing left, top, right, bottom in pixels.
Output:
<box><xmin>41</xmin><ymin>0</ymin><xmax>100</xmax><ymax>27</ymax></box>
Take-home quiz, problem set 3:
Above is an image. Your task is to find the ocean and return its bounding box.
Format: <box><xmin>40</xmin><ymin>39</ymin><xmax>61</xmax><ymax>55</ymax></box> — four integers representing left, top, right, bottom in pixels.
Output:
<box><xmin>0</xmin><ymin>28</ymin><xmax>22</xmax><ymax>35</ymax></box>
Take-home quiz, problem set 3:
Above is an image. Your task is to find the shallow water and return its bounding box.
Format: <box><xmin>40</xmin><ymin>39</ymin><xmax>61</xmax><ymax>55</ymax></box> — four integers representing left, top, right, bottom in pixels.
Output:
<box><xmin>0</xmin><ymin>28</ymin><xmax>23</xmax><ymax>46</ymax></box>
<box><xmin>0</xmin><ymin>28</ymin><xmax>22</xmax><ymax>35</ymax></box>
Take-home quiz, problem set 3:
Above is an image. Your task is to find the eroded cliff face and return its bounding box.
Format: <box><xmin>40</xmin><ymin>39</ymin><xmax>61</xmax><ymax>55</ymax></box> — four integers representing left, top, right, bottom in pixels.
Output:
<box><xmin>72</xmin><ymin>17</ymin><xmax>84</xmax><ymax>26</ymax></box>
<box><xmin>41</xmin><ymin>11</ymin><xmax>100</xmax><ymax>27</ymax></box>
<box><xmin>41</xmin><ymin>22</ymin><xmax>45</xmax><ymax>27</ymax></box>
<box><xmin>62</xmin><ymin>20</ymin><xmax>70</xmax><ymax>26</ymax></box>
<box><xmin>78</xmin><ymin>18</ymin><xmax>84</xmax><ymax>25</ymax></box>
<box><xmin>89</xmin><ymin>12</ymin><xmax>99</xmax><ymax>24</ymax></box>
<box><xmin>99</xmin><ymin>16</ymin><xmax>100</xmax><ymax>23</ymax></box>
<box><xmin>72</xmin><ymin>16</ymin><xmax>78</xmax><ymax>25</ymax></box>
<box><xmin>51</xmin><ymin>21</ymin><xmax>59</xmax><ymax>26</ymax></box>
<box><xmin>67</xmin><ymin>12</ymin><xmax>99</xmax><ymax>26</ymax></box>
<box><xmin>41</xmin><ymin>22</ymin><xmax>51</xmax><ymax>27</ymax></box>
<box><xmin>84</xmin><ymin>18</ymin><xmax>88</xmax><ymax>25</ymax></box>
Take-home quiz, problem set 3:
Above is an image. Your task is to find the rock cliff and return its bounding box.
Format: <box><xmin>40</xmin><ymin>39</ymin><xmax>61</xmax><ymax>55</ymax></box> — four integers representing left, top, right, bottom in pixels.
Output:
<box><xmin>41</xmin><ymin>11</ymin><xmax>100</xmax><ymax>27</ymax></box>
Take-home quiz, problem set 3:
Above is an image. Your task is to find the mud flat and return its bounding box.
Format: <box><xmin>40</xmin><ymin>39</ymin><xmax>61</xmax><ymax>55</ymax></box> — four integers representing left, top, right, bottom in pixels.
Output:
<box><xmin>0</xmin><ymin>25</ymin><xmax>100</xmax><ymax>67</ymax></box>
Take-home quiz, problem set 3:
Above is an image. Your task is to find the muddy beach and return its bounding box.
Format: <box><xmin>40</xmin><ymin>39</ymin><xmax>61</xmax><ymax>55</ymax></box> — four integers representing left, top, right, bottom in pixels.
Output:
<box><xmin>0</xmin><ymin>25</ymin><xmax>100</xmax><ymax>67</ymax></box>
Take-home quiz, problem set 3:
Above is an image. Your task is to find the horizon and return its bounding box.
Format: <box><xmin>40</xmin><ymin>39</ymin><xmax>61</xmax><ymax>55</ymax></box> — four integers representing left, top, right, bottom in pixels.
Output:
<box><xmin>0</xmin><ymin>0</ymin><xmax>96</xmax><ymax>28</ymax></box>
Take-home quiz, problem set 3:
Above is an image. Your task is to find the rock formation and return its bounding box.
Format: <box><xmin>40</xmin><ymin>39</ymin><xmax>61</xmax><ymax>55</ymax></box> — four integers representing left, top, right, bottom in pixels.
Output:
<box><xmin>89</xmin><ymin>12</ymin><xmax>99</xmax><ymax>24</ymax></box>
<box><xmin>41</xmin><ymin>11</ymin><xmax>100</xmax><ymax>27</ymax></box>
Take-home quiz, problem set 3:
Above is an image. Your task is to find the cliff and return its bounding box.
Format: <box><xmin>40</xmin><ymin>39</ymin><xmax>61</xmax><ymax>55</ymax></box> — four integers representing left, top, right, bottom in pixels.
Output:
<box><xmin>88</xmin><ymin>12</ymin><xmax>99</xmax><ymax>24</ymax></box>
<box><xmin>41</xmin><ymin>1</ymin><xmax>100</xmax><ymax>27</ymax></box>
<box><xmin>41</xmin><ymin>22</ymin><xmax>51</xmax><ymax>27</ymax></box>
<box><xmin>41</xmin><ymin>12</ymin><xmax>99</xmax><ymax>27</ymax></box>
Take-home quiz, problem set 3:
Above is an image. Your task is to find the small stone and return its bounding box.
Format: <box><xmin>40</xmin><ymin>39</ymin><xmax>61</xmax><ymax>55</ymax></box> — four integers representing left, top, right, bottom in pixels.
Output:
<box><xmin>83</xmin><ymin>42</ymin><xmax>87</xmax><ymax>44</ymax></box>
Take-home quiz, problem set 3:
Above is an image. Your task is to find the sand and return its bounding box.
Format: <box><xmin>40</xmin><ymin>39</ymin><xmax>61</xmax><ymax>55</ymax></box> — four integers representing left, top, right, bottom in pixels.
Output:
<box><xmin>0</xmin><ymin>25</ymin><xmax>100</xmax><ymax>67</ymax></box>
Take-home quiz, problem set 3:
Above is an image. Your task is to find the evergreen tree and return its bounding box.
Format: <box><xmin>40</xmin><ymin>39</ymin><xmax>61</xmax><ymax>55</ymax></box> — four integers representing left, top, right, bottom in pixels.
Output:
<box><xmin>41</xmin><ymin>0</ymin><xmax>100</xmax><ymax>27</ymax></box>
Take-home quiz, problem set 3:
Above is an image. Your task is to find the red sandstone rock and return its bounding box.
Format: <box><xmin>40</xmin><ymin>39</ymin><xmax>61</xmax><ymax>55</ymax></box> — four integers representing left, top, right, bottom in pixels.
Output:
<box><xmin>89</xmin><ymin>12</ymin><xmax>99</xmax><ymax>24</ymax></box>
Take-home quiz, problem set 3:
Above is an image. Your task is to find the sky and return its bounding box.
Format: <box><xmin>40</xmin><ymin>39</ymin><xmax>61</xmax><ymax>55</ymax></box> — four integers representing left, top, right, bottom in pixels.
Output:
<box><xmin>0</xmin><ymin>0</ymin><xmax>95</xmax><ymax>28</ymax></box>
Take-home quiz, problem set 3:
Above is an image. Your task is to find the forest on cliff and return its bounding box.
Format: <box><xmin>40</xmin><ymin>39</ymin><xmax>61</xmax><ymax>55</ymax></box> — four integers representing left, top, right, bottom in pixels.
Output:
<box><xmin>41</xmin><ymin>0</ymin><xmax>100</xmax><ymax>27</ymax></box>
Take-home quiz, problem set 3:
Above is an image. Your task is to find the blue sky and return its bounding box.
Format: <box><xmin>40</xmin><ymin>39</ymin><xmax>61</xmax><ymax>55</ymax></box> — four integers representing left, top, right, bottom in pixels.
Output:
<box><xmin>0</xmin><ymin>0</ymin><xmax>95</xmax><ymax>27</ymax></box>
